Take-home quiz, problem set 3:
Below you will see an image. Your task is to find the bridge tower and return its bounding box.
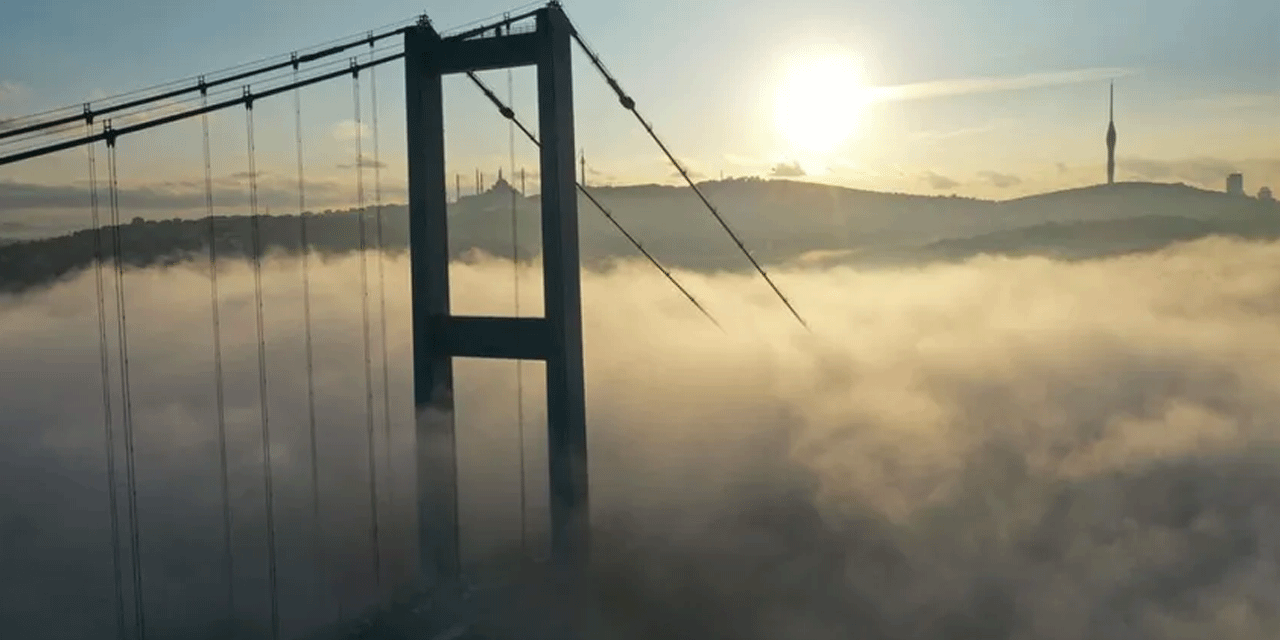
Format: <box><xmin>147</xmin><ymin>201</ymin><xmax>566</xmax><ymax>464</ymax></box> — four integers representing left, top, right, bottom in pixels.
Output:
<box><xmin>403</xmin><ymin>3</ymin><xmax>588</xmax><ymax>588</ymax></box>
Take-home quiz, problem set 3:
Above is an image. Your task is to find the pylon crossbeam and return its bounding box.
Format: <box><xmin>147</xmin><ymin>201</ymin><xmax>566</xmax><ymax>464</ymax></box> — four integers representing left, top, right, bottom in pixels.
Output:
<box><xmin>436</xmin><ymin>34</ymin><xmax>540</xmax><ymax>74</ymax></box>
<box><xmin>431</xmin><ymin>316</ymin><xmax>550</xmax><ymax>361</ymax></box>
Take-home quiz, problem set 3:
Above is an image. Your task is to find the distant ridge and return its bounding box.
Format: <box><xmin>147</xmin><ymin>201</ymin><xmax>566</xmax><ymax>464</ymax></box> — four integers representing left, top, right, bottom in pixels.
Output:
<box><xmin>1</xmin><ymin>178</ymin><xmax>1276</xmax><ymax>294</ymax></box>
<box><xmin>1005</xmin><ymin>180</ymin><xmax>1218</xmax><ymax>202</ymax></box>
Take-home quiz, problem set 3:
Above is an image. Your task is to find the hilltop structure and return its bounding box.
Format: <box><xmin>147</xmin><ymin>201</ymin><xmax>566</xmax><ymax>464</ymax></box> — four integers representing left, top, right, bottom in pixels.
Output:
<box><xmin>1227</xmin><ymin>172</ymin><xmax>1245</xmax><ymax>196</ymax></box>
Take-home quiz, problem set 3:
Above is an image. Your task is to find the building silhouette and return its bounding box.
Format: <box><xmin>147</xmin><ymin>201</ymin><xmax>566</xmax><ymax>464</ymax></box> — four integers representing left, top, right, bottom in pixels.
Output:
<box><xmin>1106</xmin><ymin>82</ymin><xmax>1117</xmax><ymax>185</ymax></box>
<box><xmin>1227</xmin><ymin>172</ymin><xmax>1244</xmax><ymax>196</ymax></box>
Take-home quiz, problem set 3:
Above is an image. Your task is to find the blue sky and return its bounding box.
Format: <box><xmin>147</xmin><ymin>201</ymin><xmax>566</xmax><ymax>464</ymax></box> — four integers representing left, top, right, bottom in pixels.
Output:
<box><xmin>1</xmin><ymin>0</ymin><xmax>1278</xmax><ymax>203</ymax></box>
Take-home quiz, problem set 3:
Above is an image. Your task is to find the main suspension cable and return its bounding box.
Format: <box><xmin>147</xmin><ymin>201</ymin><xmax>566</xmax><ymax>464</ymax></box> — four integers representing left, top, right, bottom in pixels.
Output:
<box><xmin>0</xmin><ymin>21</ymin><xmax>417</xmax><ymax>144</ymax></box>
<box><xmin>1</xmin><ymin>48</ymin><xmax>405</xmax><ymax>168</ymax></box>
<box><xmin>438</xmin><ymin>2</ymin><xmax>542</xmax><ymax>38</ymax></box>
<box><xmin>293</xmin><ymin>72</ymin><xmax>328</xmax><ymax>615</ymax></box>
<box><xmin>3</xmin><ymin>2</ymin><xmax>534</xmax><ymax>146</ymax></box>
<box><xmin>105</xmin><ymin>126</ymin><xmax>147</xmax><ymax>640</ymax></box>
<box><xmin>465</xmin><ymin>71</ymin><xmax>723</xmax><ymax>332</ymax></box>
<box><xmin>503</xmin><ymin>65</ymin><xmax>530</xmax><ymax>556</ymax></box>
<box><xmin>200</xmin><ymin>89</ymin><xmax>236</xmax><ymax>625</ymax></box>
<box><xmin>245</xmin><ymin>96</ymin><xmax>281</xmax><ymax>640</ymax></box>
<box><xmin>352</xmin><ymin>62</ymin><xmax>384</xmax><ymax>591</ymax></box>
<box><xmin>4</xmin><ymin>10</ymin><xmax>571</xmax><ymax>166</ymax></box>
<box><xmin>0</xmin><ymin>53</ymin><xmax>359</xmax><ymax>153</ymax></box>
<box><xmin>368</xmin><ymin>53</ymin><xmax>397</xmax><ymax>585</ymax></box>
<box><xmin>566</xmin><ymin>25</ymin><xmax>808</xmax><ymax>331</ymax></box>
<box><xmin>87</xmin><ymin>126</ymin><xmax>127</xmax><ymax>640</ymax></box>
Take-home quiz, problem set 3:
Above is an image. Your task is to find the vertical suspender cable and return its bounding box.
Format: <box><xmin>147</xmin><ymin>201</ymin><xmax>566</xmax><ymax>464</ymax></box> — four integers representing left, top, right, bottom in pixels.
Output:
<box><xmin>507</xmin><ymin>67</ymin><xmax>528</xmax><ymax>556</ymax></box>
<box><xmin>87</xmin><ymin>120</ymin><xmax>127</xmax><ymax>640</ymax></box>
<box><xmin>368</xmin><ymin>51</ymin><xmax>396</xmax><ymax>586</ymax></box>
<box><xmin>105</xmin><ymin>123</ymin><xmax>146</xmax><ymax>640</ymax></box>
<box><xmin>245</xmin><ymin>94</ymin><xmax>281</xmax><ymax>640</ymax></box>
<box><xmin>352</xmin><ymin>60</ymin><xmax>383</xmax><ymax>591</ymax></box>
<box><xmin>200</xmin><ymin>84</ymin><xmax>236</xmax><ymax>626</ymax></box>
<box><xmin>292</xmin><ymin>62</ymin><xmax>328</xmax><ymax>617</ymax></box>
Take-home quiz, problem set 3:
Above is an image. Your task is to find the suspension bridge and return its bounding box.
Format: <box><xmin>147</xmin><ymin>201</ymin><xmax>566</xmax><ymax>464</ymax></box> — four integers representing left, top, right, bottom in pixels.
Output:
<box><xmin>0</xmin><ymin>3</ymin><xmax>810</xmax><ymax>638</ymax></box>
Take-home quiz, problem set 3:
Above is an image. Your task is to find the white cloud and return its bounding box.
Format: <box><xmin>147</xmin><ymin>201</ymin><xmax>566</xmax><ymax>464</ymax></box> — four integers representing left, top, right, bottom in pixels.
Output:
<box><xmin>331</xmin><ymin>119</ymin><xmax>370</xmax><ymax>142</ymax></box>
<box><xmin>909</xmin><ymin>119</ymin><xmax>1013</xmax><ymax>142</ymax></box>
<box><xmin>0</xmin><ymin>81</ymin><xmax>30</xmax><ymax>128</ymax></box>
<box><xmin>723</xmin><ymin>153</ymin><xmax>772</xmax><ymax>171</ymax></box>
<box><xmin>769</xmin><ymin>160</ymin><xmax>806</xmax><ymax>177</ymax></box>
<box><xmin>656</xmin><ymin>154</ymin><xmax>708</xmax><ymax>181</ymax></box>
<box><xmin>1180</xmin><ymin>92</ymin><xmax>1280</xmax><ymax>111</ymax></box>
<box><xmin>920</xmin><ymin>169</ymin><xmax>960</xmax><ymax>190</ymax></box>
<box><xmin>0</xmin><ymin>80</ymin><xmax>27</xmax><ymax>104</ymax></box>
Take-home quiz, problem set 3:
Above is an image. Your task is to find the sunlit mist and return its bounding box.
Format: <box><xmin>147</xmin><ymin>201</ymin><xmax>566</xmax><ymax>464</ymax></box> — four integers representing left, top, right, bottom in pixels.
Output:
<box><xmin>6</xmin><ymin>235</ymin><xmax>1280</xmax><ymax>637</ymax></box>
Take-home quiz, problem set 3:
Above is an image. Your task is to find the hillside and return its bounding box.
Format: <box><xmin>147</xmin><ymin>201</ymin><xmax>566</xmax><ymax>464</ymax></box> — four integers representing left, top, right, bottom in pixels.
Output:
<box><xmin>918</xmin><ymin>215</ymin><xmax>1221</xmax><ymax>263</ymax></box>
<box><xmin>1</xmin><ymin>178</ymin><xmax>1277</xmax><ymax>294</ymax></box>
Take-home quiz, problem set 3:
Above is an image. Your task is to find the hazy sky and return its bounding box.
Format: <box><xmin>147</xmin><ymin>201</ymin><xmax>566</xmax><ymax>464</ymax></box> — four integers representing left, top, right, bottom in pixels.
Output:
<box><xmin>1</xmin><ymin>0</ymin><xmax>1278</xmax><ymax>200</ymax></box>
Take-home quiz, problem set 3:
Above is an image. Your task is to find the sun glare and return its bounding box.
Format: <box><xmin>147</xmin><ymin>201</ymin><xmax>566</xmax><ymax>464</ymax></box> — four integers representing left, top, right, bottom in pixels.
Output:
<box><xmin>774</xmin><ymin>51</ymin><xmax>869</xmax><ymax>154</ymax></box>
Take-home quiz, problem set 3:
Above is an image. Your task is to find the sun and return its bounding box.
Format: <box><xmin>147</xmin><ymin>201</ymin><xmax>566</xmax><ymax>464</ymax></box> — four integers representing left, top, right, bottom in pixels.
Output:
<box><xmin>774</xmin><ymin>51</ymin><xmax>870</xmax><ymax>154</ymax></box>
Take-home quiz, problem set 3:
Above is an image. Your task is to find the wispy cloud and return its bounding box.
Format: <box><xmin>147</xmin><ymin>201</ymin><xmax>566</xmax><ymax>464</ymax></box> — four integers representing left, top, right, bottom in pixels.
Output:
<box><xmin>921</xmin><ymin>170</ymin><xmax>960</xmax><ymax>190</ymax></box>
<box><xmin>0</xmin><ymin>81</ymin><xmax>30</xmax><ymax>131</ymax></box>
<box><xmin>769</xmin><ymin>161</ymin><xmax>806</xmax><ymax>178</ymax></box>
<box><xmin>331</xmin><ymin>119</ymin><xmax>369</xmax><ymax>142</ymax></box>
<box><xmin>662</xmin><ymin>155</ymin><xmax>707</xmax><ymax>181</ymax></box>
<box><xmin>1180</xmin><ymin>92</ymin><xmax>1280</xmax><ymax>111</ymax></box>
<box><xmin>335</xmin><ymin>154</ymin><xmax>387</xmax><ymax>170</ymax></box>
<box><xmin>872</xmin><ymin>67</ymin><xmax>1136</xmax><ymax>102</ymax></box>
<box><xmin>1120</xmin><ymin>156</ymin><xmax>1280</xmax><ymax>190</ymax></box>
<box><xmin>0</xmin><ymin>80</ymin><xmax>27</xmax><ymax>104</ymax></box>
<box><xmin>723</xmin><ymin>153</ymin><xmax>768</xmax><ymax>169</ymax></box>
<box><xmin>978</xmin><ymin>170</ymin><xmax>1022</xmax><ymax>189</ymax></box>
<box><xmin>722</xmin><ymin>153</ymin><xmax>778</xmax><ymax>177</ymax></box>
<box><xmin>910</xmin><ymin>119</ymin><xmax>1013</xmax><ymax>142</ymax></box>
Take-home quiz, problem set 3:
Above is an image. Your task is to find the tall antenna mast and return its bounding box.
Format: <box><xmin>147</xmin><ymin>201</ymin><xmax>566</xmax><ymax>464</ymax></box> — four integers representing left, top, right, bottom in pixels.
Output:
<box><xmin>1105</xmin><ymin>81</ymin><xmax>1117</xmax><ymax>185</ymax></box>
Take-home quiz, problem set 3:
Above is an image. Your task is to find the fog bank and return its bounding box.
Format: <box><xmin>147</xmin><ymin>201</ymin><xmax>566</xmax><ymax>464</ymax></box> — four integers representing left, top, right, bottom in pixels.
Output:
<box><xmin>3</xmin><ymin>236</ymin><xmax>1280</xmax><ymax>639</ymax></box>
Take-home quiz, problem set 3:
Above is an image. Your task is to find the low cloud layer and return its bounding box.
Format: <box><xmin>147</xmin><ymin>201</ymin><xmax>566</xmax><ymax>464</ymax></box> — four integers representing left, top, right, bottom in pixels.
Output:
<box><xmin>5</xmin><ymin>236</ymin><xmax>1280</xmax><ymax>639</ymax></box>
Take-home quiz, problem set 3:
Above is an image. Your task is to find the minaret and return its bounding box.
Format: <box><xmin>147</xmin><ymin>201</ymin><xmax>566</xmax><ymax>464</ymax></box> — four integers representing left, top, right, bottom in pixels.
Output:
<box><xmin>1106</xmin><ymin>82</ymin><xmax>1117</xmax><ymax>185</ymax></box>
